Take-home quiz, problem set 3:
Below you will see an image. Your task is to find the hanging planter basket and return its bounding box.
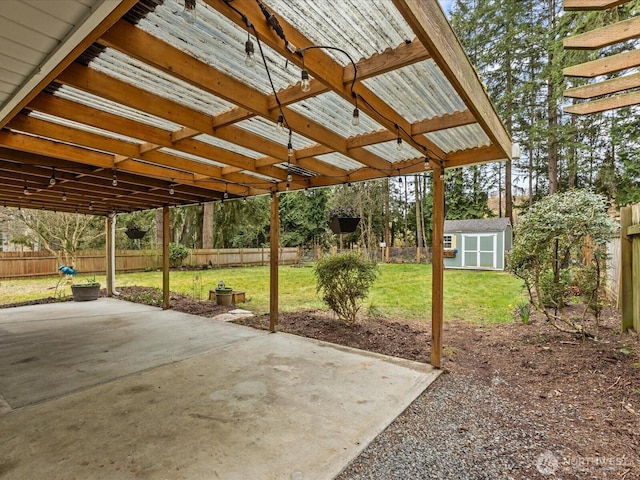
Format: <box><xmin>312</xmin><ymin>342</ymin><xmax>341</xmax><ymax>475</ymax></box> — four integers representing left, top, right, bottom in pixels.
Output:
<box><xmin>125</xmin><ymin>227</ymin><xmax>147</xmax><ymax>240</ymax></box>
<box><xmin>328</xmin><ymin>216</ymin><xmax>361</xmax><ymax>234</ymax></box>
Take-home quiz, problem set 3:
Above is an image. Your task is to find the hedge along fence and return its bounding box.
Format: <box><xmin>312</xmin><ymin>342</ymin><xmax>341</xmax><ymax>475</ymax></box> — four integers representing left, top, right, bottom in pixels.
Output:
<box><xmin>0</xmin><ymin>247</ymin><xmax>300</xmax><ymax>280</ymax></box>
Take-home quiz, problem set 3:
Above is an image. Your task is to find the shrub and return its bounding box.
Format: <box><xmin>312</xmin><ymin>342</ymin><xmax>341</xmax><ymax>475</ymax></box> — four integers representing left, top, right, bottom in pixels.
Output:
<box><xmin>509</xmin><ymin>190</ymin><xmax>615</xmax><ymax>336</ymax></box>
<box><xmin>169</xmin><ymin>242</ymin><xmax>189</xmax><ymax>267</ymax></box>
<box><xmin>313</xmin><ymin>252</ymin><xmax>378</xmax><ymax>324</ymax></box>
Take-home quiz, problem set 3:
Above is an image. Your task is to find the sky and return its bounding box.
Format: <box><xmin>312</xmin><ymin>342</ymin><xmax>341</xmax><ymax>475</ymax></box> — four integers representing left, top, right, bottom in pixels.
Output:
<box><xmin>439</xmin><ymin>0</ymin><xmax>454</xmax><ymax>16</ymax></box>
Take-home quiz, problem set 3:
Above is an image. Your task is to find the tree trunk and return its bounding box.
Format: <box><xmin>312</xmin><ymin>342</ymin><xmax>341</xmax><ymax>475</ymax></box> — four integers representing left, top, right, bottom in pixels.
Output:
<box><xmin>202</xmin><ymin>202</ymin><xmax>214</xmax><ymax>249</ymax></box>
<box><xmin>156</xmin><ymin>208</ymin><xmax>163</xmax><ymax>247</ymax></box>
<box><xmin>414</xmin><ymin>175</ymin><xmax>423</xmax><ymax>250</ymax></box>
<box><xmin>547</xmin><ymin>0</ymin><xmax>559</xmax><ymax>194</ymax></box>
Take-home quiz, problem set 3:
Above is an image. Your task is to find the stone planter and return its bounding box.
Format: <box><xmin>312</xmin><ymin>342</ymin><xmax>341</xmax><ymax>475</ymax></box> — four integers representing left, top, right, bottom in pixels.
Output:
<box><xmin>328</xmin><ymin>216</ymin><xmax>360</xmax><ymax>234</ymax></box>
<box><xmin>71</xmin><ymin>284</ymin><xmax>101</xmax><ymax>302</ymax></box>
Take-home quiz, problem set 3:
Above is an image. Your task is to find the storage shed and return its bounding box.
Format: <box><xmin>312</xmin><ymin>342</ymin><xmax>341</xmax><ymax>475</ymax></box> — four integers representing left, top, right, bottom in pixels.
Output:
<box><xmin>443</xmin><ymin>218</ymin><xmax>512</xmax><ymax>271</ymax></box>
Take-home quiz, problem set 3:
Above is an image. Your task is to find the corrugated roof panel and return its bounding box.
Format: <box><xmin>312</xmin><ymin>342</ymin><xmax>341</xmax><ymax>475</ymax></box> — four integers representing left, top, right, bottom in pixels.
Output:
<box><xmin>28</xmin><ymin>111</ymin><xmax>144</xmax><ymax>144</ymax></box>
<box><xmin>363</xmin><ymin>140</ymin><xmax>424</xmax><ymax>164</ymax></box>
<box><xmin>157</xmin><ymin>147</ymin><xmax>226</xmax><ymax>168</ymax></box>
<box><xmin>138</xmin><ymin>0</ymin><xmax>300</xmax><ymax>95</ymax></box>
<box><xmin>261</xmin><ymin>0</ymin><xmax>415</xmax><ymax>64</ymax></box>
<box><xmin>364</xmin><ymin>60</ymin><xmax>467</xmax><ymax>123</ymax></box>
<box><xmin>194</xmin><ymin>134</ymin><xmax>263</xmax><ymax>159</ymax></box>
<box><xmin>53</xmin><ymin>84</ymin><xmax>182</xmax><ymax>131</ymax></box>
<box><xmin>235</xmin><ymin>117</ymin><xmax>317</xmax><ymax>149</ymax></box>
<box><xmin>426</xmin><ymin>124</ymin><xmax>491</xmax><ymax>154</ymax></box>
<box><xmin>316</xmin><ymin>152</ymin><xmax>364</xmax><ymax>171</ymax></box>
<box><xmin>89</xmin><ymin>47</ymin><xmax>234</xmax><ymax>117</ymax></box>
<box><xmin>289</xmin><ymin>91</ymin><xmax>383</xmax><ymax>138</ymax></box>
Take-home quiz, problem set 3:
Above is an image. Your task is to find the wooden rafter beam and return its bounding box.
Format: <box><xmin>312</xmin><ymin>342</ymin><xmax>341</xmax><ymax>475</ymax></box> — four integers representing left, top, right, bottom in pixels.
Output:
<box><xmin>564</xmin><ymin>0</ymin><xmax>632</xmax><ymax>11</ymax></box>
<box><xmin>564</xmin><ymin>16</ymin><xmax>640</xmax><ymax>50</ymax></box>
<box><xmin>0</xmin><ymin>129</ymin><xmax>265</xmax><ymax>197</ymax></box>
<box><xmin>204</xmin><ymin>0</ymin><xmax>446</xmax><ymax>165</ymax></box>
<box><xmin>8</xmin><ymin>114</ymin><xmax>271</xmax><ymax>196</ymax></box>
<box><xmin>563</xmin><ymin>90</ymin><xmax>640</xmax><ymax>114</ymax></box>
<box><xmin>445</xmin><ymin>145</ymin><xmax>506</xmax><ymax>168</ymax></box>
<box><xmin>412</xmin><ymin>110</ymin><xmax>476</xmax><ymax>135</ymax></box>
<box><xmin>563</xmin><ymin>49</ymin><xmax>640</xmax><ymax>77</ymax></box>
<box><xmin>393</xmin><ymin>0</ymin><xmax>512</xmax><ymax>162</ymax></box>
<box><xmin>27</xmin><ymin>92</ymin><xmax>284</xmax><ymax>188</ymax></box>
<box><xmin>99</xmin><ymin>20</ymin><xmax>393</xmax><ymax>173</ymax></box>
<box><xmin>564</xmin><ymin>72</ymin><xmax>640</xmax><ymax>98</ymax></box>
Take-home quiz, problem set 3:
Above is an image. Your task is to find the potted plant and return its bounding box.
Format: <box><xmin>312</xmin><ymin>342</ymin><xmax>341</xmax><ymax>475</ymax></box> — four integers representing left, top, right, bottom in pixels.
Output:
<box><xmin>327</xmin><ymin>206</ymin><xmax>360</xmax><ymax>234</ymax></box>
<box><xmin>215</xmin><ymin>281</ymin><xmax>234</xmax><ymax>306</ymax></box>
<box><xmin>125</xmin><ymin>223</ymin><xmax>147</xmax><ymax>240</ymax></box>
<box><xmin>71</xmin><ymin>276</ymin><xmax>101</xmax><ymax>301</ymax></box>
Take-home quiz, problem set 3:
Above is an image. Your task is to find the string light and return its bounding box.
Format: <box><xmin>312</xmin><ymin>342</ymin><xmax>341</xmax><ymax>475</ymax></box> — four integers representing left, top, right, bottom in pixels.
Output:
<box><xmin>396</xmin><ymin>136</ymin><xmax>403</xmax><ymax>151</ymax></box>
<box><xmin>352</xmin><ymin>108</ymin><xmax>360</xmax><ymax>126</ymax></box>
<box><xmin>62</xmin><ymin>191</ymin><xmax>67</xmax><ymax>201</ymax></box>
<box><xmin>300</xmin><ymin>68</ymin><xmax>311</xmax><ymax>92</ymax></box>
<box><xmin>112</xmin><ymin>172</ymin><xmax>118</xmax><ymax>187</ymax></box>
<box><xmin>223</xmin><ymin>184</ymin><xmax>229</xmax><ymax>199</ymax></box>
<box><xmin>49</xmin><ymin>168</ymin><xmax>56</xmax><ymax>186</ymax></box>
<box><xmin>287</xmin><ymin>131</ymin><xmax>294</xmax><ymax>158</ymax></box>
<box><xmin>245</xmin><ymin>34</ymin><xmax>256</xmax><ymax>67</ymax></box>
<box><xmin>169</xmin><ymin>185</ymin><xmax>175</xmax><ymax>195</ymax></box>
<box><xmin>276</xmin><ymin>113</ymin><xmax>285</xmax><ymax>132</ymax></box>
<box><xmin>88</xmin><ymin>200</ymin><xmax>93</xmax><ymax>211</ymax></box>
<box><xmin>183</xmin><ymin>0</ymin><xmax>196</xmax><ymax>24</ymax></box>
<box><xmin>23</xmin><ymin>181</ymin><xmax>29</xmax><ymax>195</ymax></box>
<box><xmin>287</xmin><ymin>172</ymin><xmax>293</xmax><ymax>182</ymax></box>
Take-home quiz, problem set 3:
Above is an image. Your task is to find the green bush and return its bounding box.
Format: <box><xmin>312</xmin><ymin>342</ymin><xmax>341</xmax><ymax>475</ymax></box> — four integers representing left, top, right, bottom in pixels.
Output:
<box><xmin>313</xmin><ymin>252</ymin><xmax>378</xmax><ymax>324</ymax></box>
<box><xmin>539</xmin><ymin>268</ymin><xmax>573</xmax><ymax>307</ymax></box>
<box><xmin>169</xmin><ymin>242</ymin><xmax>189</xmax><ymax>267</ymax></box>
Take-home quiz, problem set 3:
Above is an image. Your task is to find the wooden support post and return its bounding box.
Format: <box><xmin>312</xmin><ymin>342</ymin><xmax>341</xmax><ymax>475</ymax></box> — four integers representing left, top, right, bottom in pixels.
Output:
<box><xmin>105</xmin><ymin>213</ymin><xmax>115</xmax><ymax>297</ymax></box>
<box><xmin>162</xmin><ymin>206</ymin><xmax>170</xmax><ymax>310</ymax></box>
<box><xmin>620</xmin><ymin>206</ymin><xmax>633</xmax><ymax>331</ymax></box>
<box><xmin>431</xmin><ymin>166</ymin><xmax>445</xmax><ymax>368</ymax></box>
<box><xmin>269</xmin><ymin>192</ymin><xmax>279</xmax><ymax>332</ymax></box>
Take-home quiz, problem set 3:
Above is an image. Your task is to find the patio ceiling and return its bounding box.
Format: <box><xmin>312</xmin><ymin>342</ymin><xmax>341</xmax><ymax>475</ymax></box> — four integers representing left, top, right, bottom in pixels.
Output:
<box><xmin>0</xmin><ymin>0</ymin><xmax>512</xmax><ymax>216</ymax></box>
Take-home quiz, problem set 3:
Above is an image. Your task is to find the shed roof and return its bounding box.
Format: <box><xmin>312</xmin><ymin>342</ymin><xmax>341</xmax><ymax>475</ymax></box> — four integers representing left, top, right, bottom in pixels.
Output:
<box><xmin>444</xmin><ymin>218</ymin><xmax>511</xmax><ymax>233</ymax></box>
<box><xmin>0</xmin><ymin>0</ymin><xmax>512</xmax><ymax>216</ymax></box>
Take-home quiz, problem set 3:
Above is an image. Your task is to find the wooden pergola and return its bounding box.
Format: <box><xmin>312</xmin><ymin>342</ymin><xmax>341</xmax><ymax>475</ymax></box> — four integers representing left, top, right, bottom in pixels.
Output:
<box><xmin>0</xmin><ymin>0</ymin><xmax>512</xmax><ymax>368</ymax></box>
<box><xmin>563</xmin><ymin>0</ymin><xmax>640</xmax><ymax>114</ymax></box>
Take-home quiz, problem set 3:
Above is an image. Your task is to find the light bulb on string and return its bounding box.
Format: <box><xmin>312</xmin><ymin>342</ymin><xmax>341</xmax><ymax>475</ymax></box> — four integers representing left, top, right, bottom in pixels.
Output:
<box><xmin>62</xmin><ymin>191</ymin><xmax>67</xmax><ymax>202</ymax></box>
<box><xmin>276</xmin><ymin>113</ymin><xmax>284</xmax><ymax>132</ymax></box>
<box><xmin>287</xmin><ymin>173</ymin><xmax>293</xmax><ymax>182</ymax></box>
<box><xmin>352</xmin><ymin>108</ymin><xmax>360</xmax><ymax>127</ymax></box>
<box><xmin>49</xmin><ymin>168</ymin><xmax>56</xmax><ymax>186</ymax></box>
<box><xmin>169</xmin><ymin>185</ymin><xmax>175</xmax><ymax>195</ymax></box>
<box><xmin>183</xmin><ymin>0</ymin><xmax>196</xmax><ymax>24</ymax></box>
<box><xmin>112</xmin><ymin>173</ymin><xmax>118</xmax><ymax>187</ymax></box>
<box><xmin>300</xmin><ymin>69</ymin><xmax>311</xmax><ymax>92</ymax></box>
<box><xmin>396</xmin><ymin>136</ymin><xmax>403</xmax><ymax>151</ymax></box>
<box><xmin>245</xmin><ymin>38</ymin><xmax>255</xmax><ymax>67</ymax></box>
<box><xmin>88</xmin><ymin>201</ymin><xmax>93</xmax><ymax>211</ymax></box>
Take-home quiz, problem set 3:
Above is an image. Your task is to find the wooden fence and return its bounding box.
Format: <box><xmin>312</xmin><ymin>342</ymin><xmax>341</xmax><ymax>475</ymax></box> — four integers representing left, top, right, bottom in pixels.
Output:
<box><xmin>606</xmin><ymin>233</ymin><xmax>620</xmax><ymax>300</ymax></box>
<box><xmin>0</xmin><ymin>247</ymin><xmax>300</xmax><ymax>279</ymax></box>
<box><xmin>620</xmin><ymin>204</ymin><xmax>640</xmax><ymax>331</ymax></box>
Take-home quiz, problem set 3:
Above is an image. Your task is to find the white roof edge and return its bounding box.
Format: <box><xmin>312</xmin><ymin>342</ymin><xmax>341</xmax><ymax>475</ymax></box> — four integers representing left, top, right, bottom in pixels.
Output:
<box><xmin>0</xmin><ymin>0</ymin><xmax>126</xmax><ymax>126</ymax></box>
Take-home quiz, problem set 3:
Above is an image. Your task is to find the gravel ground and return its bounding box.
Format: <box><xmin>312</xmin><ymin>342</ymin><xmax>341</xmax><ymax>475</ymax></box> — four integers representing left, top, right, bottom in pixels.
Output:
<box><xmin>337</xmin><ymin>373</ymin><xmax>560</xmax><ymax>480</ymax></box>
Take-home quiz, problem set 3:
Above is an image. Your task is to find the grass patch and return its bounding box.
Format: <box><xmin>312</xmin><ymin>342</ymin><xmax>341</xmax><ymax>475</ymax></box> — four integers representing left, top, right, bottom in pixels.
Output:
<box><xmin>0</xmin><ymin>264</ymin><xmax>526</xmax><ymax>324</ymax></box>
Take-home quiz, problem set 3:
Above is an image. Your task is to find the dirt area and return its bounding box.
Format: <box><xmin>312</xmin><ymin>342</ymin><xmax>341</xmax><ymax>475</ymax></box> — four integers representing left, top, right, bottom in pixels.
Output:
<box><xmin>4</xmin><ymin>287</ymin><xmax>640</xmax><ymax>478</ymax></box>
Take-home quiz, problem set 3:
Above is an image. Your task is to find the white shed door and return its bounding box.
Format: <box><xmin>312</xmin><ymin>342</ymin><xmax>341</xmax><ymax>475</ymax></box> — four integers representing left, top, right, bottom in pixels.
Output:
<box><xmin>462</xmin><ymin>234</ymin><xmax>497</xmax><ymax>269</ymax></box>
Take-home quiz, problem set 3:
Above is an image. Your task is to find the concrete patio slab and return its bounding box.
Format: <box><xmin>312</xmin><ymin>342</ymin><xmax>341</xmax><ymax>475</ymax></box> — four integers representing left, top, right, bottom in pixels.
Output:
<box><xmin>0</xmin><ymin>300</ymin><xmax>440</xmax><ymax>480</ymax></box>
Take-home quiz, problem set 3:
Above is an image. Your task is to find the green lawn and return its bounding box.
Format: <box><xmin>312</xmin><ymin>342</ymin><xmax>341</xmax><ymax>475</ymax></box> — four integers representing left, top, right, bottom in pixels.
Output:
<box><xmin>0</xmin><ymin>265</ymin><xmax>526</xmax><ymax>324</ymax></box>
